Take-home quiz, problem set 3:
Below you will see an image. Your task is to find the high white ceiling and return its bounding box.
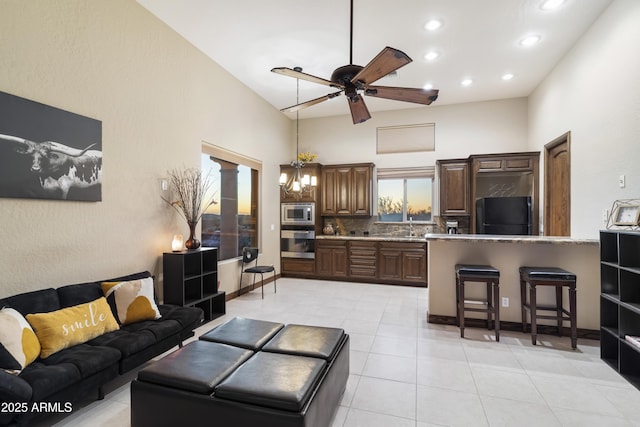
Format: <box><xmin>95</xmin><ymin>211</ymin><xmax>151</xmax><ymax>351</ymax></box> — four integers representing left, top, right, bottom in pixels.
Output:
<box><xmin>137</xmin><ymin>0</ymin><xmax>612</xmax><ymax>121</ymax></box>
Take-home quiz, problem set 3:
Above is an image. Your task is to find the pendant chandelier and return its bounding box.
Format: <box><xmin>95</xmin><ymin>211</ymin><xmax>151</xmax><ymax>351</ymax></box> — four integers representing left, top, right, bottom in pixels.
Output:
<box><xmin>279</xmin><ymin>67</ymin><xmax>317</xmax><ymax>197</ymax></box>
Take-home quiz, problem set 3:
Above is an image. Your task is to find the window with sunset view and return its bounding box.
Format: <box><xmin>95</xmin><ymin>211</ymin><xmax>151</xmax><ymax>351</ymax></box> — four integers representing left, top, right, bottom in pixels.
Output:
<box><xmin>377</xmin><ymin>168</ymin><xmax>433</xmax><ymax>222</ymax></box>
<box><xmin>200</xmin><ymin>150</ymin><xmax>259</xmax><ymax>261</ymax></box>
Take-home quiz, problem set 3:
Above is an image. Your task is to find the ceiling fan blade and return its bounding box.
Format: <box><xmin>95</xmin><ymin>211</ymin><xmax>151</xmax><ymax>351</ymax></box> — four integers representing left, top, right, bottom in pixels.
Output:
<box><xmin>271</xmin><ymin>67</ymin><xmax>343</xmax><ymax>88</ymax></box>
<box><xmin>347</xmin><ymin>96</ymin><xmax>371</xmax><ymax>124</ymax></box>
<box><xmin>280</xmin><ymin>91</ymin><xmax>343</xmax><ymax>113</ymax></box>
<box><xmin>351</xmin><ymin>47</ymin><xmax>412</xmax><ymax>85</ymax></box>
<box><xmin>364</xmin><ymin>86</ymin><xmax>439</xmax><ymax>105</ymax></box>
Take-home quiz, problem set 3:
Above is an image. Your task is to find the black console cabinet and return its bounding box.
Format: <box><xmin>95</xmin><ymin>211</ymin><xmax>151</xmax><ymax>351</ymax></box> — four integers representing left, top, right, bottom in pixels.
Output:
<box><xmin>163</xmin><ymin>248</ymin><xmax>225</xmax><ymax>323</ymax></box>
<box><xmin>600</xmin><ymin>230</ymin><xmax>640</xmax><ymax>389</ymax></box>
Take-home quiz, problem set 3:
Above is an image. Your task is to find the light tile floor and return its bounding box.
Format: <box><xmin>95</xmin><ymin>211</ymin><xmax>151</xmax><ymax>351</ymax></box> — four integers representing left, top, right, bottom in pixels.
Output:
<box><xmin>38</xmin><ymin>278</ymin><xmax>640</xmax><ymax>427</ymax></box>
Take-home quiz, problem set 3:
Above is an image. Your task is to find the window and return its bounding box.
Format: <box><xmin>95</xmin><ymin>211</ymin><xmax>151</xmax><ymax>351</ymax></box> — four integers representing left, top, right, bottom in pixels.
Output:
<box><xmin>201</xmin><ymin>144</ymin><xmax>261</xmax><ymax>261</ymax></box>
<box><xmin>377</xmin><ymin>167</ymin><xmax>434</xmax><ymax>222</ymax></box>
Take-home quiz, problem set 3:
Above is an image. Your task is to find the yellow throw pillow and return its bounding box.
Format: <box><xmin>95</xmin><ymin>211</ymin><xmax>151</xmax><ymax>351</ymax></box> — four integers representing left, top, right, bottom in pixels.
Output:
<box><xmin>26</xmin><ymin>297</ymin><xmax>119</xmax><ymax>359</ymax></box>
<box><xmin>0</xmin><ymin>307</ymin><xmax>41</xmax><ymax>373</ymax></box>
<box><xmin>101</xmin><ymin>277</ymin><xmax>161</xmax><ymax>325</ymax></box>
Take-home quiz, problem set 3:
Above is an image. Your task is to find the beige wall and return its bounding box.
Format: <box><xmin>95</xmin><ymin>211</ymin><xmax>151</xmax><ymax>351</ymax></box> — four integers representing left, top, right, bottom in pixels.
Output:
<box><xmin>0</xmin><ymin>0</ymin><xmax>289</xmax><ymax>298</ymax></box>
<box><xmin>428</xmin><ymin>240</ymin><xmax>600</xmax><ymax>330</ymax></box>
<box><xmin>528</xmin><ymin>0</ymin><xmax>640</xmax><ymax>238</ymax></box>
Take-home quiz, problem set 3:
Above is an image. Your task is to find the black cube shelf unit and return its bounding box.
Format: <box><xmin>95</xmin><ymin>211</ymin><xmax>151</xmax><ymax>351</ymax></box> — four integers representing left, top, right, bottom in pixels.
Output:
<box><xmin>600</xmin><ymin>230</ymin><xmax>640</xmax><ymax>389</ymax></box>
<box><xmin>163</xmin><ymin>247</ymin><xmax>225</xmax><ymax>323</ymax></box>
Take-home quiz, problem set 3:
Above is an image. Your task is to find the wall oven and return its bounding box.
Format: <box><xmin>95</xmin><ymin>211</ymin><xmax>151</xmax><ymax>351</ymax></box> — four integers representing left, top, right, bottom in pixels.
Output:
<box><xmin>281</xmin><ymin>229</ymin><xmax>315</xmax><ymax>259</ymax></box>
<box><xmin>281</xmin><ymin>203</ymin><xmax>315</xmax><ymax>226</ymax></box>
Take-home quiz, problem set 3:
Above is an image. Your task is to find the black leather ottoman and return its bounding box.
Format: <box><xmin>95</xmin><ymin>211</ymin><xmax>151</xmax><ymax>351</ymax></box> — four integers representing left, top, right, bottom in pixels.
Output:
<box><xmin>131</xmin><ymin>318</ymin><xmax>349</xmax><ymax>427</ymax></box>
<box><xmin>199</xmin><ymin>316</ymin><xmax>284</xmax><ymax>350</ymax></box>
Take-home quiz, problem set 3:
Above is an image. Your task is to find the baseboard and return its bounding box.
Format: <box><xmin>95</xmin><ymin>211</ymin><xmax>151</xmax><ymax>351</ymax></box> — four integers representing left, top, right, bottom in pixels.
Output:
<box><xmin>226</xmin><ymin>274</ymin><xmax>282</xmax><ymax>300</ymax></box>
<box><xmin>427</xmin><ymin>314</ymin><xmax>600</xmax><ymax>340</ymax></box>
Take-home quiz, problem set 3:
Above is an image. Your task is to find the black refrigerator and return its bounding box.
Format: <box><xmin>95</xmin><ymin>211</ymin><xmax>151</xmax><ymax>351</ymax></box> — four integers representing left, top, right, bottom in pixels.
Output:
<box><xmin>476</xmin><ymin>196</ymin><xmax>532</xmax><ymax>235</ymax></box>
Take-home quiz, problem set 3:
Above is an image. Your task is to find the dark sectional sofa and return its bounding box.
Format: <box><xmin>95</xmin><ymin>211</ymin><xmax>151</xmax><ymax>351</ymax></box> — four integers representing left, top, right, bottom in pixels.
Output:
<box><xmin>0</xmin><ymin>271</ymin><xmax>203</xmax><ymax>427</ymax></box>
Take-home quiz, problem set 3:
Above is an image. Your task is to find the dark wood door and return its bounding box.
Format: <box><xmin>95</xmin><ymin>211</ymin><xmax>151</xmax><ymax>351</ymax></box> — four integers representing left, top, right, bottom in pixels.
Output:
<box><xmin>545</xmin><ymin>133</ymin><xmax>571</xmax><ymax>236</ymax></box>
<box><xmin>379</xmin><ymin>249</ymin><xmax>402</xmax><ymax>280</ymax></box>
<box><xmin>402</xmin><ymin>249</ymin><xmax>427</xmax><ymax>282</ymax></box>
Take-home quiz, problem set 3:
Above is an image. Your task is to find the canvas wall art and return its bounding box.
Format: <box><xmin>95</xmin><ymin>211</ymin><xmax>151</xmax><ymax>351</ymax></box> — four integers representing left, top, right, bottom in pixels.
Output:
<box><xmin>0</xmin><ymin>91</ymin><xmax>102</xmax><ymax>201</ymax></box>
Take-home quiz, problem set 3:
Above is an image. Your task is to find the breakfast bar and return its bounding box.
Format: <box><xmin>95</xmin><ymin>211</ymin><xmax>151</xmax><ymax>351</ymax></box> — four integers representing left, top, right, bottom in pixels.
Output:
<box><xmin>425</xmin><ymin>234</ymin><xmax>600</xmax><ymax>333</ymax></box>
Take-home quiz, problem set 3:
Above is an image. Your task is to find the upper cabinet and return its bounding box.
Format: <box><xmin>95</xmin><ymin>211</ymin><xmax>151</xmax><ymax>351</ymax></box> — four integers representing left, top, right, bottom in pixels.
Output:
<box><xmin>280</xmin><ymin>163</ymin><xmax>321</xmax><ymax>203</ymax></box>
<box><xmin>437</xmin><ymin>159</ymin><xmax>470</xmax><ymax>216</ymax></box>
<box><xmin>321</xmin><ymin>163</ymin><xmax>374</xmax><ymax>216</ymax></box>
<box><xmin>437</xmin><ymin>152</ymin><xmax>540</xmax><ymax>234</ymax></box>
<box><xmin>470</xmin><ymin>152</ymin><xmax>540</xmax><ymax>234</ymax></box>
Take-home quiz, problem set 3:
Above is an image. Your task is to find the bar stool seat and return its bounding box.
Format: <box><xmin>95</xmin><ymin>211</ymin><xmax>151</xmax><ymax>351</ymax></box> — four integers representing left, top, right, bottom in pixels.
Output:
<box><xmin>520</xmin><ymin>266</ymin><xmax>577</xmax><ymax>349</ymax></box>
<box><xmin>455</xmin><ymin>264</ymin><xmax>500</xmax><ymax>341</ymax></box>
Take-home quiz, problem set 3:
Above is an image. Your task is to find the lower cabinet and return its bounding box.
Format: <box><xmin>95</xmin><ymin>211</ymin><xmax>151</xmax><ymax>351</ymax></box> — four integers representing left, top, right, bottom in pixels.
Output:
<box><xmin>281</xmin><ymin>258</ymin><xmax>316</xmax><ymax>277</ymax></box>
<box><xmin>314</xmin><ymin>239</ymin><xmax>427</xmax><ymax>287</ymax></box>
<box><xmin>379</xmin><ymin>242</ymin><xmax>427</xmax><ymax>285</ymax></box>
<box><xmin>316</xmin><ymin>240</ymin><xmax>348</xmax><ymax>278</ymax></box>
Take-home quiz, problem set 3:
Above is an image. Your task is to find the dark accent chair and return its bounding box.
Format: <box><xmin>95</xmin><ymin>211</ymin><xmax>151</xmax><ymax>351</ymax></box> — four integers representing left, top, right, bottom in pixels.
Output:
<box><xmin>239</xmin><ymin>247</ymin><xmax>276</xmax><ymax>299</ymax></box>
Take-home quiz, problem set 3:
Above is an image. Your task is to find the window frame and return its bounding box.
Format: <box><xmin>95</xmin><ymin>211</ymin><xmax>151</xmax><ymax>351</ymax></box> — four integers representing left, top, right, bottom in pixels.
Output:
<box><xmin>376</xmin><ymin>167</ymin><xmax>435</xmax><ymax>224</ymax></box>
<box><xmin>201</xmin><ymin>142</ymin><xmax>262</xmax><ymax>261</ymax></box>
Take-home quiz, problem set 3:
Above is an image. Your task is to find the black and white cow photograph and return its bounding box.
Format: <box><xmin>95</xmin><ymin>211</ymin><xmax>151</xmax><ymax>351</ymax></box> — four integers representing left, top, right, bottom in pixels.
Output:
<box><xmin>0</xmin><ymin>91</ymin><xmax>102</xmax><ymax>201</ymax></box>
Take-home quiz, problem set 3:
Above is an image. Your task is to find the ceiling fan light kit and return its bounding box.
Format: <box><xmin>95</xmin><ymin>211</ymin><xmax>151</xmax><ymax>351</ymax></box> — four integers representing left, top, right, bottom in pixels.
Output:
<box><xmin>271</xmin><ymin>0</ymin><xmax>439</xmax><ymax>124</ymax></box>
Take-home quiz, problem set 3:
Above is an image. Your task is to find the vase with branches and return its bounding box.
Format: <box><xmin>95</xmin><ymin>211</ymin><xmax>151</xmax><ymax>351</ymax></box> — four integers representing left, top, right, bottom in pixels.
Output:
<box><xmin>162</xmin><ymin>167</ymin><xmax>217</xmax><ymax>250</ymax></box>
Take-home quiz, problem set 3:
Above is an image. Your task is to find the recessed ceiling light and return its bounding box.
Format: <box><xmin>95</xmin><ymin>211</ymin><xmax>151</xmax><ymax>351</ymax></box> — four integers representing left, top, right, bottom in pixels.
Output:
<box><xmin>424</xmin><ymin>51</ymin><xmax>440</xmax><ymax>61</ymax></box>
<box><xmin>461</xmin><ymin>78</ymin><xmax>473</xmax><ymax>87</ymax></box>
<box><xmin>541</xmin><ymin>0</ymin><xmax>565</xmax><ymax>10</ymax></box>
<box><xmin>424</xmin><ymin>19</ymin><xmax>442</xmax><ymax>31</ymax></box>
<box><xmin>423</xmin><ymin>83</ymin><xmax>434</xmax><ymax>90</ymax></box>
<box><xmin>502</xmin><ymin>73</ymin><xmax>514</xmax><ymax>81</ymax></box>
<box><xmin>519</xmin><ymin>35</ymin><xmax>541</xmax><ymax>47</ymax></box>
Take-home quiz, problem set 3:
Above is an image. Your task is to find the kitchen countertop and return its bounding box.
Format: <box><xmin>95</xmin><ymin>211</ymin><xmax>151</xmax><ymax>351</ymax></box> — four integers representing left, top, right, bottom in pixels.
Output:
<box><xmin>317</xmin><ymin>233</ymin><xmax>599</xmax><ymax>245</ymax></box>
<box><xmin>315</xmin><ymin>235</ymin><xmax>427</xmax><ymax>243</ymax></box>
<box><xmin>424</xmin><ymin>233</ymin><xmax>598</xmax><ymax>245</ymax></box>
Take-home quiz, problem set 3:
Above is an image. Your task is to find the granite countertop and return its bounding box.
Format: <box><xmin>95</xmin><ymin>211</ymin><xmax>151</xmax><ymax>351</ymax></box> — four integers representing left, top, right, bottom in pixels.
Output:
<box><xmin>424</xmin><ymin>233</ymin><xmax>598</xmax><ymax>245</ymax></box>
<box><xmin>315</xmin><ymin>234</ymin><xmax>427</xmax><ymax>243</ymax></box>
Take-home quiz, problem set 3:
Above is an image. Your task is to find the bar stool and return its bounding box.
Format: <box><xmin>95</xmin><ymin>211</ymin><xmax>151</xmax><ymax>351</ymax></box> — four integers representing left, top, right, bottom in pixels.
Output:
<box><xmin>455</xmin><ymin>264</ymin><xmax>500</xmax><ymax>341</ymax></box>
<box><xmin>520</xmin><ymin>266</ymin><xmax>577</xmax><ymax>349</ymax></box>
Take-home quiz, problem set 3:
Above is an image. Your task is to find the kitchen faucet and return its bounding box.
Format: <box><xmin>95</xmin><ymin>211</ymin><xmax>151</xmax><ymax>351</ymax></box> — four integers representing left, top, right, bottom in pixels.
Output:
<box><xmin>409</xmin><ymin>217</ymin><xmax>414</xmax><ymax>237</ymax></box>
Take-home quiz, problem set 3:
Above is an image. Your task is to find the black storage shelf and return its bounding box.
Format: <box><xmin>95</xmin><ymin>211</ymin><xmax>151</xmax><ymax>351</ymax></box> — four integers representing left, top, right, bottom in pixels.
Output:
<box><xmin>163</xmin><ymin>248</ymin><xmax>225</xmax><ymax>323</ymax></box>
<box><xmin>600</xmin><ymin>230</ymin><xmax>640</xmax><ymax>390</ymax></box>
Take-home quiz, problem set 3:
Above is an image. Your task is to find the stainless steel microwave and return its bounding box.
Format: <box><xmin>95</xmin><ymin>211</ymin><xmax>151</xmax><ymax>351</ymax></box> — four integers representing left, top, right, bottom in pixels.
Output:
<box><xmin>281</xmin><ymin>203</ymin><xmax>315</xmax><ymax>226</ymax></box>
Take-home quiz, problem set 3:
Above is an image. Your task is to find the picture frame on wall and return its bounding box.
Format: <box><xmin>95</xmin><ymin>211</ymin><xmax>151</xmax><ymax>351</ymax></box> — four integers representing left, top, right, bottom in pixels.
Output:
<box><xmin>0</xmin><ymin>91</ymin><xmax>102</xmax><ymax>202</ymax></box>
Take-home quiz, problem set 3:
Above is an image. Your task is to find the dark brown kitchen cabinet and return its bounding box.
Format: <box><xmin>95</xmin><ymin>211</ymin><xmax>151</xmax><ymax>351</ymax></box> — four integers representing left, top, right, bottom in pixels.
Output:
<box><xmin>349</xmin><ymin>240</ymin><xmax>377</xmax><ymax>279</ymax></box>
<box><xmin>437</xmin><ymin>159</ymin><xmax>470</xmax><ymax>216</ymax></box>
<box><xmin>470</xmin><ymin>152</ymin><xmax>540</xmax><ymax>234</ymax></box>
<box><xmin>378</xmin><ymin>242</ymin><xmax>427</xmax><ymax>285</ymax></box>
<box><xmin>281</xmin><ymin>258</ymin><xmax>315</xmax><ymax>277</ymax></box>
<box><xmin>321</xmin><ymin>163</ymin><xmax>373</xmax><ymax>216</ymax></box>
<box><xmin>315</xmin><ymin>240</ymin><xmax>348</xmax><ymax>278</ymax></box>
<box><xmin>280</xmin><ymin>163</ymin><xmax>321</xmax><ymax>203</ymax></box>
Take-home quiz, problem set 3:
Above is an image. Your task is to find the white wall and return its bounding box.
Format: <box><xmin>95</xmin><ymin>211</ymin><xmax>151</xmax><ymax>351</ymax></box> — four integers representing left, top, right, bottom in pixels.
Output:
<box><xmin>300</xmin><ymin>97</ymin><xmax>529</xmax><ymax>168</ymax></box>
<box><xmin>528</xmin><ymin>0</ymin><xmax>640</xmax><ymax>238</ymax></box>
<box><xmin>0</xmin><ymin>0</ymin><xmax>289</xmax><ymax>298</ymax></box>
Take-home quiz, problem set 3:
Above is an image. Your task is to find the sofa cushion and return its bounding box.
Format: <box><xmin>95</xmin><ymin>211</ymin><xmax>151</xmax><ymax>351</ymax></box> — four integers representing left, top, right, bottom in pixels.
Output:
<box><xmin>87</xmin><ymin>329</ymin><xmax>158</xmax><ymax>358</ymax></box>
<box><xmin>0</xmin><ymin>308</ymin><xmax>41</xmax><ymax>373</ymax></box>
<box><xmin>102</xmin><ymin>277</ymin><xmax>161</xmax><ymax>325</ymax></box>
<box><xmin>42</xmin><ymin>343</ymin><xmax>121</xmax><ymax>378</ymax></box>
<box><xmin>1</xmin><ymin>288</ymin><xmax>60</xmax><ymax>316</ymax></box>
<box><xmin>158</xmin><ymin>304</ymin><xmax>203</xmax><ymax>329</ymax></box>
<box><xmin>18</xmin><ymin>360</ymin><xmax>83</xmax><ymax>401</ymax></box>
<box><xmin>57</xmin><ymin>281</ymin><xmax>103</xmax><ymax>308</ymax></box>
<box><xmin>121</xmin><ymin>318</ymin><xmax>182</xmax><ymax>342</ymax></box>
<box><xmin>26</xmin><ymin>297</ymin><xmax>120</xmax><ymax>358</ymax></box>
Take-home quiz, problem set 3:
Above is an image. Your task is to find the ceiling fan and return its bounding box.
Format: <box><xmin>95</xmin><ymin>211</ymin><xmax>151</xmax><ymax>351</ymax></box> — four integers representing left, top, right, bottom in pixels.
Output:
<box><xmin>271</xmin><ymin>0</ymin><xmax>439</xmax><ymax>124</ymax></box>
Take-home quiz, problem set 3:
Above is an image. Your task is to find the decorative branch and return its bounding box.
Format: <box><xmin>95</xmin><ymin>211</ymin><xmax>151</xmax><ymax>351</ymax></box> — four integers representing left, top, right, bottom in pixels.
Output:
<box><xmin>162</xmin><ymin>167</ymin><xmax>217</xmax><ymax>225</ymax></box>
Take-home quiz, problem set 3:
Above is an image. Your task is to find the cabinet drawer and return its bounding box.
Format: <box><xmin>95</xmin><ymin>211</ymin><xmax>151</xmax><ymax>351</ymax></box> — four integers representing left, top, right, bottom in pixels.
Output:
<box><xmin>350</xmin><ymin>267</ymin><xmax>377</xmax><ymax>278</ymax></box>
<box><xmin>476</xmin><ymin>159</ymin><xmax>503</xmax><ymax>171</ymax></box>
